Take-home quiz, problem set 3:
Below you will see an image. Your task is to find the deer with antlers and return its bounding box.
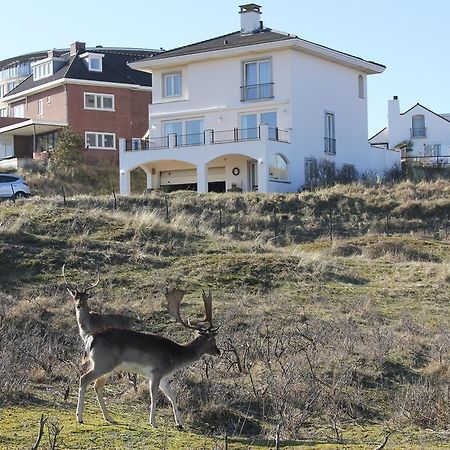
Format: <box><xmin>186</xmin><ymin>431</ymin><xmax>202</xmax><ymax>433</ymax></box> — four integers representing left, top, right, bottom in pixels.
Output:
<box><xmin>62</xmin><ymin>265</ymin><xmax>134</xmax><ymax>342</ymax></box>
<box><xmin>76</xmin><ymin>288</ymin><xmax>220</xmax><ymax>428</ymax></box>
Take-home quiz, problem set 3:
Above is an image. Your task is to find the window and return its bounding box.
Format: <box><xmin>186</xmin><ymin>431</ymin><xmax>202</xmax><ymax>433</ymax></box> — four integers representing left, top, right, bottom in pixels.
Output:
<box><xmin>240</xmin><ymin>111</ymin><xmax>277</xmax><ymax>140</ymax></box>
<box><xmin>36</xmin><ymin>132</ymin><xmax>59</xmax><ymax>153</ymax></box>
<box><xmin>242</xmin><ymin>59</ymin><xmax>273</xmax><ymax>101</ymax></box>
<box><xmin>324</xmin><ymin>112</ymin><xmax>336</xmax><ymax>154</ymax></box>
<box><xmin>32</xmin><ymin>62</ymin><xmax>52</xmax><ymax>80</ymax></box>
<box><xmin>163</xmin><ymin>73</ymin><xmax>181</xmax><ymax>98</ymax></box>
<box><xmin>411</xmin><ymin>115</ymin><xmax>426</xmax><ymax>138</ymax></box>
<box><xmin>89</xmin><ymin>57</ymin><xmax>102</xmax><ymax>72</ymax></box>
<box><xmin>84</xmin><ymin>93</ymin><xmax>115</xmax><ymax>111</ymax></box>
<box><xmin>424</xmin><ymin>144</ymin><xmax>441</xmax><ymax>157</ymax></box>
<box><xmin>163</xmin><ymin>119</ymin><xmax>204</xmax><ymax>146</ymax></box>
<box><xmin>305</xmin><ymin>158</ymin><xmax>318</xmax><ymax>188</ymax></box>
<box><xmin>85</xmin><ymin>132</ymin><xmax>116</xmax><ymax>149</ymax></box>
<box><xmin>358</xmin><ymin>75</ymin><xmax>365</xmax><ymax>99</ymax></box>
<box><xmin>269</xmin><ymin>154</ymin><xmax>289</xmax><ymax>181</ymax></box>
<box><xmin>12</xmin><ymin>104</ymin><xmax>24</xmax><ymax>118</ymax></box>
<box><xmin>38</xmin><ymin>99</ymin><xmax>44</xmax><ymax>116</ymax></box>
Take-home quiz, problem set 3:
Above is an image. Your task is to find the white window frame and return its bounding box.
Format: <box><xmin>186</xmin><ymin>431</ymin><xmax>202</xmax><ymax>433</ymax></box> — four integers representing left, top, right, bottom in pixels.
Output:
<box><xmin>269</xmin><ymin>153</ymin><xmax>290</xmax><ymax>182</ymax></box>
<box><xmin>163</xmin><ymin>72</ymin><xmax>182</xmax><ymax>98</ymax></box>
<box><xmin>88</xmin><ymin>56</ymin><xmax>103</xmax><ymax>72</ymax></box>
<box><xmin>241</xmin><ymin>58</ymin><xmax>273</xmax><ymax>101</ymax></box>
<box><xmin>38</xmin><ymin>99</ymin><xmax>44</xmax><ymax>116</ymax></box>
<box><xmin>84</xmin><ymin>93</ymin><xmax>115</xmax><ymax>111</ymax></box>
<box><xmin>324</xmin><ymin>111</ymin><xmax>336</xmax><ymax>154</ymax></box>
<box><xmin>85</xmin><ymin>132</ymin><xmax>116</xmax><ymax>150</ymax></box>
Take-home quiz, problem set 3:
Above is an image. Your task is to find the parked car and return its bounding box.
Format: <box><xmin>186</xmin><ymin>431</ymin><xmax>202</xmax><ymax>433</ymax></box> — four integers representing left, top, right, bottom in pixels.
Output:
<box><xmin>0</xmin><ymin>174</ymin><xmax>30</xmax><ymax>199</ymax></box>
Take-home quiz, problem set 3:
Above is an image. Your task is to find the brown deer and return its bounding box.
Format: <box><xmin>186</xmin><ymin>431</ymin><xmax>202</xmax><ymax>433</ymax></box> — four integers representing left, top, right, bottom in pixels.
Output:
<box><xmin>62</xmin><ymin>265</ymin><xmax>133</xmax><ymax>342</ymax></box>
<box><xmin>76</xmin><ymin>288</ymin><xmax>220</xmax><ymax>428</ymax></box>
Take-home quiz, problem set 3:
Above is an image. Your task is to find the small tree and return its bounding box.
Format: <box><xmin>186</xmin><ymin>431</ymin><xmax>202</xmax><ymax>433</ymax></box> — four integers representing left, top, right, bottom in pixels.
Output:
<box><xmin>48</xmin><ymin>127</ymin><xmax>83</xmax><ymax>175</ymax></box>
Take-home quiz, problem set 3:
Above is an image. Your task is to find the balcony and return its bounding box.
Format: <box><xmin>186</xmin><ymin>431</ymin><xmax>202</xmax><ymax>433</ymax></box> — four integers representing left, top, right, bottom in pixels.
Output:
<box><xmin>410</xmin><ymin>127</ymin><xmax>427</xmax><ymax>139</ymax></box>
<box><xmin>125</xmin><ymin>125</ymin><xmax>289</xmax><ymax>151</ymax></box>
<box><xmin>240</xmin><ymin>83</ymin><xmax>274</xmax><ymax>102</ymax></box>
<box><xmin>324</xmin><ymin>137</ymin><xmax>336</xmax><ymax>155</ymax></box>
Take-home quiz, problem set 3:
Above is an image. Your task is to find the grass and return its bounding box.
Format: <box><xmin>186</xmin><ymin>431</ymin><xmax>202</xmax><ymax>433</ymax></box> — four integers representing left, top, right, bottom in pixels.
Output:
<box><xmin>1</xmin><ymin>180</ymin><xmax>450</xmax><ymax>448</ymax></box>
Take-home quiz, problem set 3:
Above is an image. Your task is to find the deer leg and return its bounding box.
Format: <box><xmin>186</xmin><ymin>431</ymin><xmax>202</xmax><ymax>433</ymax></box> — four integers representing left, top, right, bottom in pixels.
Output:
<box><xmin>94</xmin><ymin>375</ymin><xmax>115</xmax><ymax>423</ymax></box>
<box><xmin>160</xmin><ymin>378</ymin><xmax>183</xmax><ymax>428</ymax></box>
<box><xmin>77</xmin><ymin>368</ymin><xmax>104</xmax><ymax>424</ymax></box>
<box><xmin>148</xmin><ymin>375</ymin><xmax>161</xmax><ymax>428</ymax></box>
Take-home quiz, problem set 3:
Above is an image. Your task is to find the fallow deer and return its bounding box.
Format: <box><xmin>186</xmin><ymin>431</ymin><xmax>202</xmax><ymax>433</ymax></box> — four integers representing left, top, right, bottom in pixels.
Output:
<box><xmin>62</xmin><ymin>265</ymin><xmax>133</xmax><ymax>342</ymax></box>
<box><xmin>76</xmin><ymin>288</ymin><xmax>220</xmax><ymax>428</ymax></box>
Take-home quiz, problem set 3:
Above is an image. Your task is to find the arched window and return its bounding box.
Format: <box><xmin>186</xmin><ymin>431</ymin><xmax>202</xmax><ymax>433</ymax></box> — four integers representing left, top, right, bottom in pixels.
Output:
<box><xmin>358</xmin><ymin>75</ymin><xmax>365</xmax><ymax>99</ymax></box>
<box><xmin>411</xmin><ymin>115</ymin><xmax>426</xmax><ymax>138</ymax></box>
<box><xmin>269</xmin><ymin>154</ymin><xmax>289</xmax><ymax>181</ymax></box>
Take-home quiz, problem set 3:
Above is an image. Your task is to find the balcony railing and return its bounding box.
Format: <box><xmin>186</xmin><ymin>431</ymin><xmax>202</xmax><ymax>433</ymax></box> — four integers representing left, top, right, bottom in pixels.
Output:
<box><xmin>402</xmin><ymin>154</ymin><xmax>450</xmax><ymax>167</ymax></box>
<box><xmin>124</xmin><ymin>125</ymin><xmax>289</xmax><ymax>151</ymax></box>
<box><xmin>324</xmin><ymin>137</ymin><xmax>336</xmax><ymax>154</ymax></box>
<box><xmin>410</xmin><ymin>127</ymin><xmax>427</xmax><ymax>139</ymax></box>
<box><xmin>240</xmin><ymin>83</ymin><xmax>274</xmax><ymax>101</ymax></box>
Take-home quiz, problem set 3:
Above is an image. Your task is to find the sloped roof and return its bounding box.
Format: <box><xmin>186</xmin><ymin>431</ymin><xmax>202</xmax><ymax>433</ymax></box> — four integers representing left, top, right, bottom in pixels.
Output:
<box><xmin>134</xmin><ymin>28</ymin><xmax>385</xmax><ymax>72</ymax></box>
<box><xmin>5</xmin><ymin>48</ymin><xmax>158</xmax><ymax>98</ymax></box>
<box><xmin>401</xmin><ymin>102</ymin><xmax>450</xmax><ymax>124</ymax></box>
<box><xmin>368</xmin><ymin>127</ymin><xmax>388</xmax><ymax>143</ymax></box>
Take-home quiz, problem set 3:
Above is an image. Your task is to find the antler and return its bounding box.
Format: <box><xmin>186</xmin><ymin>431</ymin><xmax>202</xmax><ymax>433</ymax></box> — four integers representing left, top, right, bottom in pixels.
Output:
<box><xmin>165</xmin><ymin>289</ymin><xmax>199</xmax><ymax>331</ymax></box>
<box><xmin>62</xmin><ymin>264</ymin><xmax>76</xmax><ymax>291</ymax></box>
<box><xmin>84</xmin><ymin>270</ymin><xmax>100</xmax><ymax>292</ymax></box>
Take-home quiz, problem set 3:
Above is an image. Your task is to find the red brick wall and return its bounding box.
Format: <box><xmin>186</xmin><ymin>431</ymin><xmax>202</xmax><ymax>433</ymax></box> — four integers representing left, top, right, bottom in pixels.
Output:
<box><xmin>66</xmin><ymin>84</ymin><xmax>151</xmax><ymax>145</ymax></box>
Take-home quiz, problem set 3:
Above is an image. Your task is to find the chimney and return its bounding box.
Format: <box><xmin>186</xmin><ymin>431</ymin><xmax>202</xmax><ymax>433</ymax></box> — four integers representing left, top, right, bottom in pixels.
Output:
<box><xmin>239</xmin><ymin>3</ymin><xmax>262</xmax><ymax>35</ymax></box>
<box><xmin>70</xmin><ymin>41</ymin><xmax>86</xmax><ymax>56</ymax></box>
<box><xmin>388</xmin><ymin>96</ymin><xmax>401</xmax><ymax>149</ymax></box>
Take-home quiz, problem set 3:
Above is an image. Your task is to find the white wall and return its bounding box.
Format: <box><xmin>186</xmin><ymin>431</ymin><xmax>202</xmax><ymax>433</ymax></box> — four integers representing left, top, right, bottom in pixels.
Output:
<box><xmin>388</xmin><ymin>99</ymin><xmax>450</xmax><ymax>156</ymax></box>
<box><xmin>0</xmin><ymin>135</ymin><xmax>13</xmax><ymax>159</ymax></box>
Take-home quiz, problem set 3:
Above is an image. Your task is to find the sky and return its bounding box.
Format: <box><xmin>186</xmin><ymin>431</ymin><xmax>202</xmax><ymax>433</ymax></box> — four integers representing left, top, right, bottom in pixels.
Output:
<box><xmin>2</xmin><ymin>0</ymin><xmax>449</xmax><ymax>136</ymax></box>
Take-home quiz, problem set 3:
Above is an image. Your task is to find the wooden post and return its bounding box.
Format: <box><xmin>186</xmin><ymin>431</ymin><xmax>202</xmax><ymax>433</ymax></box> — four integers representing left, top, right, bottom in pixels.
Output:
<box><xmin>224</xmin><ymin>430</ymin><xmax>228</xmax><ymax>450</ymax></box>
<box><xmin>219</xmin><ymin>205</ymin><xmax>223</xmax><ymax>235</ymax></box>
<box><xmin>61</xmin><ymin>185</ymin><xmax>66</xmax><ymax>206</ymax></box>
<box><xmin>275</xmin><ymin>423</ymin><xmax>281</xmax><ymax>450</ymax></box>
<box><xmin>112</xmin><ymin>189</ymin><xmax>117</xmax><ymax>211</ymax></box>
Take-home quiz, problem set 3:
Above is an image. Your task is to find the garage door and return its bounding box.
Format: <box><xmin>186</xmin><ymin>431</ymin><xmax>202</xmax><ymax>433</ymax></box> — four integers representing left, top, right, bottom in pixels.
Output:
<box><xmin>160</xmin><ymin>167</ymin><xmax>225</xmax><ymax>186</ymax></box>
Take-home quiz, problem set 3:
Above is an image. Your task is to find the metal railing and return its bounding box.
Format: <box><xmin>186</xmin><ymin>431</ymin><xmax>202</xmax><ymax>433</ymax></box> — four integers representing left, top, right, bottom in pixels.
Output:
<box><xmin>402</xmin><ymin>154</ymin><xmax>450</xmax><ymax>167</ymax></box>
<box><xmin>240</xmin><ymin>83</ymin><xmax>274</xmax><ymax>101</ymax></box>
<box><xmin>410</xmin><ymin>127</ymin><xmax>427</xmax><ymax>139</ymax></box>
<box><xmin>125</xmin><ymin>126</ymin><xmax>290</xmax><ymax>151</ymax></box>
<box><xmin>324</xmin><ymin>137</ymin><xmax>336</xmax><ymax>154</ymax></box>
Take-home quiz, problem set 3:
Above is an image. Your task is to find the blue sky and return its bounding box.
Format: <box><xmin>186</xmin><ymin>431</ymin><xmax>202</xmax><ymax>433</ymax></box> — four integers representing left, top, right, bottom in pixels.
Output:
<box><xmin>2</xmin><ymin>0</ymin><xmax>449</xmax><ymax>136</ymax></box>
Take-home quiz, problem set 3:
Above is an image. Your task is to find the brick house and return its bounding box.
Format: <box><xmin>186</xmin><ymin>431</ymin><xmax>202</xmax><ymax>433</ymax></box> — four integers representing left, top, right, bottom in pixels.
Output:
<box><xmin>0</xmin><ymin>42</ymin><xmax>159</xmax><ymax>167</ymax></box>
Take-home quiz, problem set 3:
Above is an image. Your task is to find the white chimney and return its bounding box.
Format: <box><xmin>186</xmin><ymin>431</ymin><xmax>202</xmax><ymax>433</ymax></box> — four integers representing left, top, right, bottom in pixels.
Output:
<box><xmin>240</xmin><ymin>3</ymin><xmax>262</xmax><ymax>35</ymax></box>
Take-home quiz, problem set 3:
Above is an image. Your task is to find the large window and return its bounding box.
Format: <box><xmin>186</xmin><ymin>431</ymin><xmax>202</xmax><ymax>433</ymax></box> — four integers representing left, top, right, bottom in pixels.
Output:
<box><xmin>163</xmin><ymin>119</ymin><xmax>204</xmax><ymax>146</ymax></box>
<box><xmin>85</xmin><ymin>132</ymin><xmax>116</xmax><ymax>149</ymax></box>
<box><xmin>269</xmin><ymin>154</ymin><xmax>289</xmax><ymax>181</ymax></box>
<box><xmin>84</xmin><ymin>93</ymin><xmax>114</xmax><ymax>111</ymax></box>
<box><xmin>242</xmin><ymin>59</ymin><xmax>273</xmax><ymax>101</ymax></box>
<box><xmin>240</xmin><ymin>111</ymin><xmax>277</xmax><ymax>140</ymax></box>
<box><xmin>411</xmin><ymin>115</ymin><xmax>426</xmax><ymax>138</ymax></box>
<box><xmin>324</xmin><ymin>112</ymin><xmax>336</xmax><ymax>154</ymax></box>
<box><xmin>163</xmin><ymin>73</ymin><xmax>182</xmax><ymax>98</ymax></box>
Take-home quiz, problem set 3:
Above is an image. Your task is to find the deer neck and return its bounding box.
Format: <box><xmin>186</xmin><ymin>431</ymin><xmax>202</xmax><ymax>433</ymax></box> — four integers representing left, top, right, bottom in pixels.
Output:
<box><xmin>182</xmin><ymin>335</ymin><xmax>210</xmax><ymax>363</ymax></box>
<box><xmin>76</xmin><ymin>305</ymin><xmax>93</xmax><ymax>338</ymax></box>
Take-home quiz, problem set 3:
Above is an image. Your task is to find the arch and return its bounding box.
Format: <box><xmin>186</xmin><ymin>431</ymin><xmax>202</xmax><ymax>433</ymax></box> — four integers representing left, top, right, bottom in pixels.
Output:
<box><xmin>411</xmin><ymin>114</ymin><xmax>426</xmax><ymax>138</ymax></box>
<box><xmin>269</xmin><ymin>153</ymin><xmax>289</xmax><ymax>181</ymax></box>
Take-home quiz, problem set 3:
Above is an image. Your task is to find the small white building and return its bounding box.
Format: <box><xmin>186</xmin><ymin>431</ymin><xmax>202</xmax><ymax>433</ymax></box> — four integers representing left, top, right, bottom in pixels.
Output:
<box><xmin>120</xmin><ymin>4</ymin><xmax>398</xmax><ymax>194</ymax></box>
<box><xmin>370</xmin><ymin>96</ymin><xmax>450</xmax><ymax>164</ymax></box>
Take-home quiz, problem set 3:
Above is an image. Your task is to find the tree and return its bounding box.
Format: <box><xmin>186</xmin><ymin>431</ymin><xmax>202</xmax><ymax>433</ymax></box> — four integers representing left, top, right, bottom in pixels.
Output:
<box><xmin>48</xmin><ymin>127</ymin><xmax>83</xmax><ymax>175</ymax></box>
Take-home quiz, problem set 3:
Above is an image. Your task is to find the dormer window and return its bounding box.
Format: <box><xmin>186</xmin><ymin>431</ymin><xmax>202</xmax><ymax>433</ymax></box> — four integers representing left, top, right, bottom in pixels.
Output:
<box><xmin>80</xmin><ymin>52</ymin><xmax>104</xmax><ymax>72</ymax></box>
<box><xmin>31</xmin><ymin>56</ymin><xmax>65</xmax><ymax>81</ymax></box>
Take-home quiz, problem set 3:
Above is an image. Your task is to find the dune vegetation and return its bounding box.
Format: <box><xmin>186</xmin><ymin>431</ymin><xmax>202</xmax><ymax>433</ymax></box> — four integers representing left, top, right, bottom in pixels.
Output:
<box><xmin>1</xmin><ymin>180</ymin><xmax>450</xmax><ymax>449</ymax></box>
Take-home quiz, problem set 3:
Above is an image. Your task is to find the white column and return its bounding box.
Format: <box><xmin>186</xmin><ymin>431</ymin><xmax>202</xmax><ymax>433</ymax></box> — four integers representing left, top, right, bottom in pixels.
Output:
<box><xmin>196</xmin><ymin>163</ymin><xmax>208</xmax><ymax>193</ymax></box>
<box><xmin>119</xmin><ymin>169</ymin><xmax>131</xmax><ymax>196</ymax></box>
<box><xmin>257</xmin><ymin>157</ymin><xmax>268</xmax><ymax>193</ymax></box>
<box><xmin>260</xmin><ymin>123</ymin><xmax>269</xmax><ymax>142</ymax></box>
<box><xmin>142</xmin><ymin>168</ymin><xmax>154</xmax><ymax>189</ymax></box>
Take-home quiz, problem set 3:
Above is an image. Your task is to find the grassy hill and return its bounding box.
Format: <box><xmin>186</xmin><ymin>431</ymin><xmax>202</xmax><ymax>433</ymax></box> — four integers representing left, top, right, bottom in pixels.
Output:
<box><xmin>1</xmin><ymin>181</ymin><xmax>450</xmax><ymax>449</ymax></box>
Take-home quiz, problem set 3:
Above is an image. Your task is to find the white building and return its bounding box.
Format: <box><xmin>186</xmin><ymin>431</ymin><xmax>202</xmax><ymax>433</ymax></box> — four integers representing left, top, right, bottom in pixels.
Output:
<box><xmin>370</xmin><ymin>96</ymin><xmax>450</xmax><ymax>163</ymax></box>
<box><xmin>120</xmin><ymin>3</ymin><xmax>398</xmax><ymax>194</ymax></box>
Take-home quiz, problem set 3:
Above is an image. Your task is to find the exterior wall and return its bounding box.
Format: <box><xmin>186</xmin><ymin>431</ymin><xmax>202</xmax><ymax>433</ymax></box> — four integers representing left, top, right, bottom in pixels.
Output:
<box><xmin>20</xmin><ymin>85</ymin><xmax>67</xmax><ymax>122</ymax></box>
<box><xmin>66</xmin><ymin>84</ymin><xmax>151</xmax><ymax>148</ymax></box>
<box><xmin>14</xmin><ymin>136</ymin><xmax>33</xmax><ymax>158</ymax></box>
<box><xmin>387</xmin><ymin>99</ymin><xmax>450</xmax><ymax>156</ymax></box>
<box><xmin>0</xmin><ymin>135</ymin><xmax>13</xmax><ymax>159</ymax></box>
<box><xmin>138</xmin><ymin>46</ymin><xmax>393</xmax><ymax>193</ymax></box>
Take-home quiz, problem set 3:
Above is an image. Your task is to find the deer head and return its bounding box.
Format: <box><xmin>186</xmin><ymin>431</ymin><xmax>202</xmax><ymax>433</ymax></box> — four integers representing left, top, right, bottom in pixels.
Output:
<box><xmin>62</xmin><ymin>264</ymin><xmax>100</xmax><ymax>309</ymax></box>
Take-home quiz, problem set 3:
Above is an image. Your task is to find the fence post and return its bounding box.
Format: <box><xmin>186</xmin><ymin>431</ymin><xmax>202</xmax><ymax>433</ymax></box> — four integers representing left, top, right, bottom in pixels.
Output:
<box><xmin>112</xmin><ymin>189</ymin><xmax>117</xmax><ymax>211</ymax></box>
<box><xmin>224</xmin><ymin>430</ymin><xmax>228</xmax><ymax>450</ymax></box>
<box><xmin>164</xmin><ymin>195</ymin><xmax>170</xmax><ymax>223</ymax></box>
<box><xmin>219</xmin><ymin>205</ymin><xmax>223</xmax><ymax>235</ymax></box>
<box><xmin>275</xmin><ymin>423</ymin><xmax>281</xmax><ymax>450</ymax></box>
<box><xmin>61</xmin><ymin>185</ymin><xmax>66</xmax><ymax>206</ymax></box>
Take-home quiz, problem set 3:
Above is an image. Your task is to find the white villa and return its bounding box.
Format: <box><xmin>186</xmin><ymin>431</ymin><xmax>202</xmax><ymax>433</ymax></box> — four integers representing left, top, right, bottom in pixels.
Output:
<box><xmin>370</xmin><ymin>96</ymin><xmax>450</xmax><ymax>163</ymax></box>
<box><xmin>119</xmin><ymin>3</ymin><xmax>399</xmax><ymax>194</ymax></box>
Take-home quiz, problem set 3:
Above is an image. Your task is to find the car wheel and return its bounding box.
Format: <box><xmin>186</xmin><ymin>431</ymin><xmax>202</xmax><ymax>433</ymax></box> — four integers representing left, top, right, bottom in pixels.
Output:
<box><xmin>13</xmin><ymin>191</ymin><xmax>27</xmax><ymax>199</ymax></box>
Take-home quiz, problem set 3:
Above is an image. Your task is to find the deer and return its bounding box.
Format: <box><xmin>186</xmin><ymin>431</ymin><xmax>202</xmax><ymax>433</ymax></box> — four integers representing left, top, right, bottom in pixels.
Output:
<box><xmin>62</xmin><ymin>265</ymin><xmax>134</xmax><ymax>342</ymax></box>
<box><xmin>76</xmin><ymin>288</ymin><xmax>220</xmax><ymax>428</ymax></box>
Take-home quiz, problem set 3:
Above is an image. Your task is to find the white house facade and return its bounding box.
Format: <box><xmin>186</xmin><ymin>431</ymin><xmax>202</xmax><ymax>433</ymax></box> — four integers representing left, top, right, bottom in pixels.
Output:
<box><xmin>370</xmin><ymin>96</ymin><xmax>450</xmax><ymax>164</ymax></box>
<box><xmin>119</xmin><ymin>4</ymin><xmax>399</xmax><ymax>194</ymax></box>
